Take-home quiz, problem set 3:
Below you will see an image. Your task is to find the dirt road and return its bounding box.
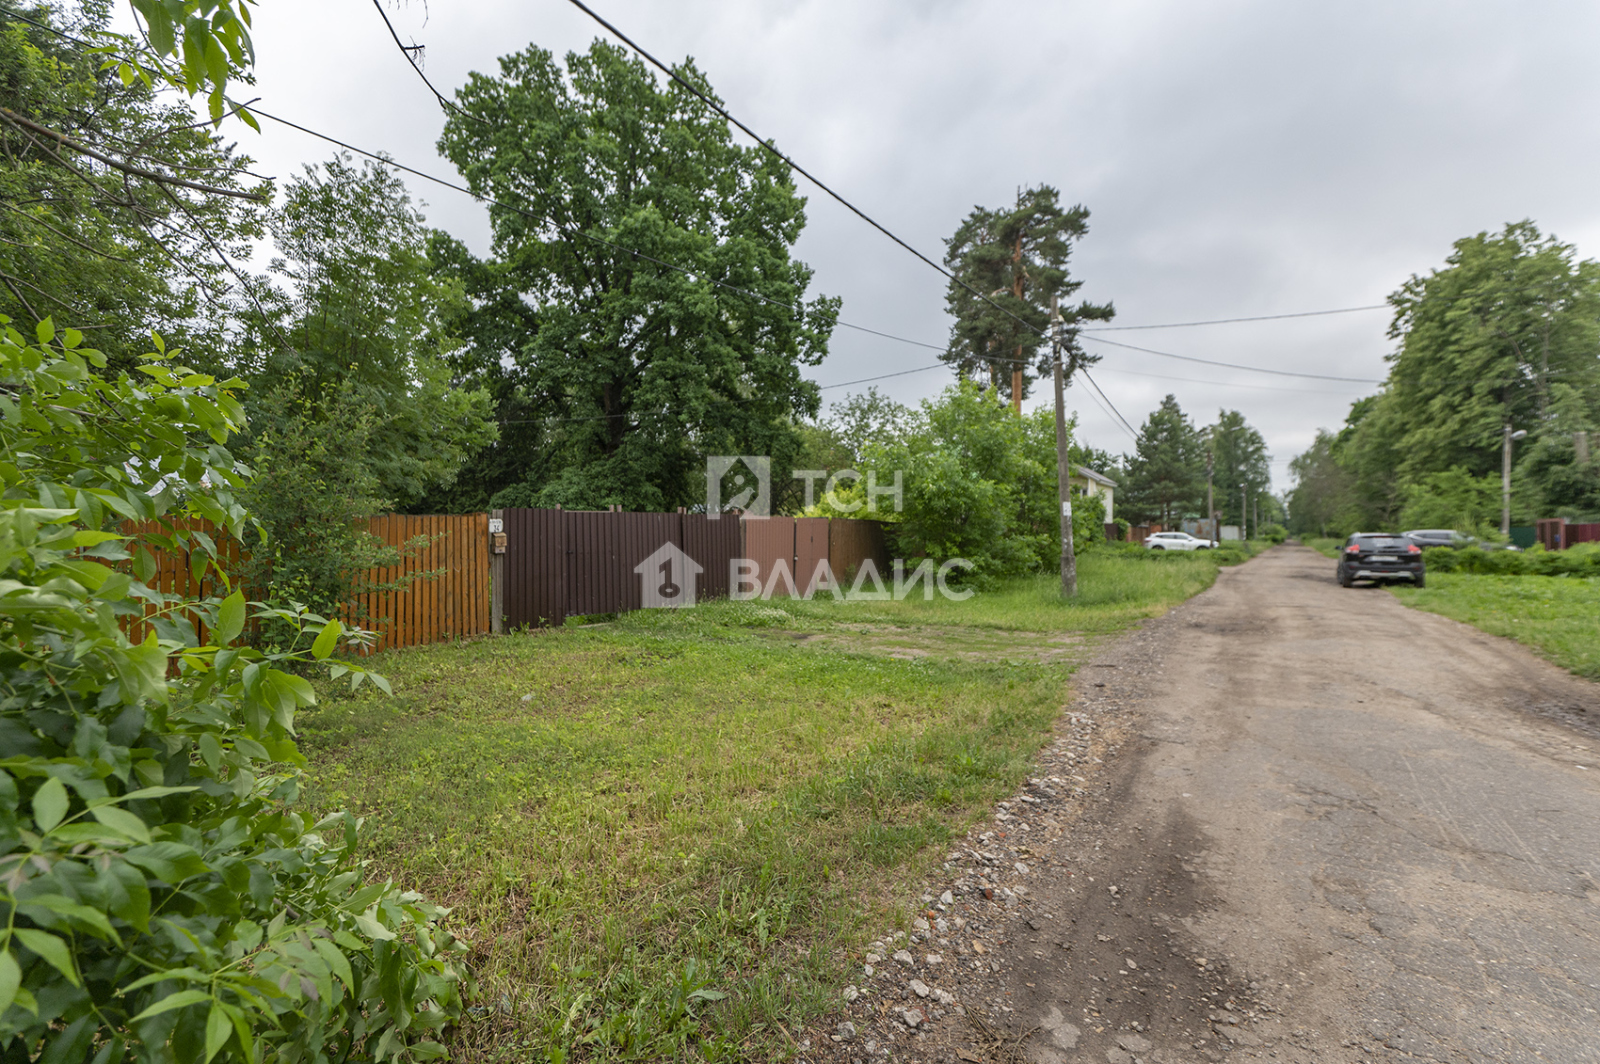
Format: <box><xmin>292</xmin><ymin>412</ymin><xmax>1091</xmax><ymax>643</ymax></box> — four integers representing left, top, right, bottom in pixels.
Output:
<box><xmin>996</xmin><ymin>544</ymin><xmax>1600</xmax><ymax>1063</ymax></box>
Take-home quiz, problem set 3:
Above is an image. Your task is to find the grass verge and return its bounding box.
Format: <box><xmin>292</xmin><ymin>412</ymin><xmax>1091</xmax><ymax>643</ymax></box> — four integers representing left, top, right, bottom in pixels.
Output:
<box><xmin>297</xmin><ymin>547</ymin><xmax>1251</xmax><ymax>1061</ymax></box>
<box><xmin>1393</xmin><ymin>573</ymin><xmax>1600</xmax><ymax>680</ymax></box>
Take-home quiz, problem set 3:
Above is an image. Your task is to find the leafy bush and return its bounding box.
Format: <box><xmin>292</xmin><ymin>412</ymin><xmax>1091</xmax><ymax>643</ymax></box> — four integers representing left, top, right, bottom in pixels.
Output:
<box><xmin>852</xmin><ymin>382</ymin><xmax>1104</xmax><ymax>583</ymax></box>
<box><xmin>1422</xmin><ymin>542</ymin><xmax>1600</xmax><ymax>577</ymax></box>
<box><xmin>0</xmin><ymin>319</ymin><xmax>467</xmax><ymax>1062</ymax></box>
<box><xmin>1259</xmin><ymin>523</ymin><xmax>1288</xmax><ymax>544</ymax></box>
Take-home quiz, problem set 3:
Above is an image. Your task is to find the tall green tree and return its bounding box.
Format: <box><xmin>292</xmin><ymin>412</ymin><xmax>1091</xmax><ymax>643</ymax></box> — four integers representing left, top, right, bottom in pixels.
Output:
<box><xmin>0</xmin><ymin>0</ymin><xmax>266</xmax><ymax>370</ymax></box>
<box><xmin>1286</xmin><ymin>430</ymin><xmax>1356</xmax><ymax>536</ymax></box>
<box><xmin>1206</xmin><ymin>409</ymin><xmax>1270</xmax><ymax>529</ymax></box>
<box><xmin>941</xmin><ymin>185</ymin><xmax>1113</xmax><ymax>403</ymax></box>
<box><xmin>1379</xmin><ymin>221</ymin><xmax>1600</xmax><ymax>481</ymax></box>
<box><xmin>436</xmin><ymin>40</ymin><xmax>838</xmax><ymax>511</ymax></box>
<box><xmin>1289</xmin><ymin>221</ymin><xmax>1600</xmax><ymax>532</ymax></box>
<box><xmin>1120</xmin><ymin>394</ymin><xmax>1204</xmax><ymax>527</ymax></box>
<box><xmin>236</xmin><ymin>155</ymin><xmax>496</xmax><ymax>513</ymax></box>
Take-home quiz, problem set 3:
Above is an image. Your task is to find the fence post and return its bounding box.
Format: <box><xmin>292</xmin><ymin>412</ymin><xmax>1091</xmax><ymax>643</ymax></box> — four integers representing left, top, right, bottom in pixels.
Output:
<box><xmin>490</xmin><ymin>508</ymin><xmax>505</xmax><ymax>634</ymax></box>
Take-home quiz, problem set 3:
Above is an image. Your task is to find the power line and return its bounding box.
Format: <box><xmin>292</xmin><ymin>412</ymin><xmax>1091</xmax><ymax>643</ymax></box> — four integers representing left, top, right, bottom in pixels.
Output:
<box><xmin>1093</xmin><ymin>363</ymin><xmax>1370</xmax><ymax>394</ymax></box>
<box><xmin>1081</xmin><ymin>368</ymin><xmax>1141</xmax><ymax>439</ymax></box>
<box><xmin>559</xmin><ymin>0</ymin><xmax>1048</xmax><ymax>341</ymax></box>
<box><xmin>1080</xmin><ymin>334</ymin><xmax>1386</xmax><ymax>384</ymax></box>
<box><xmin>1081</xmin><ymin>304</ymin><xmax>1388</xmax><ymax>332</ymax></box>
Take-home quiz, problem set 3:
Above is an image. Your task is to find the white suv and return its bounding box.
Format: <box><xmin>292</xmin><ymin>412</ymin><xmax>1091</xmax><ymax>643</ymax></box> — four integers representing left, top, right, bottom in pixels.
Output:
<box><xmin>1144</xmin><ymin>531</ymin><xmax>1218</xmax><ymax>551</ymax></box>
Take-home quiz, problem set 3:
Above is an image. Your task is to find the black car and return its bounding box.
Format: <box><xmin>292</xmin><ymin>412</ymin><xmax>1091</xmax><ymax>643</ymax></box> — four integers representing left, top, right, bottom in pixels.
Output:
<box><xmin>1337</xmin><ymin>533</ymin><xmax>1425</xmax><ymax>588</ymax></box>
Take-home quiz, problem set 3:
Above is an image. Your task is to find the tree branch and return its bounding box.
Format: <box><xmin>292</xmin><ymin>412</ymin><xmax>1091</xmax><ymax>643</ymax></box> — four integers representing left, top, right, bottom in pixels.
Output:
<box><xmin>0</xmin><ymin>106</ymin><xmax>266</xmax><ymax>202</ymax></box>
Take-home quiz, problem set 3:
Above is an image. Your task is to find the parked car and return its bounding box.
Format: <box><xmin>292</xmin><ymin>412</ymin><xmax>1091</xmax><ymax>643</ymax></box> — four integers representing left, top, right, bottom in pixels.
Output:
<box><xmin>1403</xmin><ymin>528</ymin><xmax>1469</xmax><ymax>549</ymax></box>
<box><xmin>1337</xmin><ymin>533</ymin><xmax>1425</xmax><ymax>588</ymax></box>
<box><xmin>1145</xmin><ymin>531</ymin><xmax>1218</xmax><ymax>551</ymax></box>
<box><xmin>1403</xmin><ymin>528</ymin><xmax>1522</xmax><ymax>552</ymax></box>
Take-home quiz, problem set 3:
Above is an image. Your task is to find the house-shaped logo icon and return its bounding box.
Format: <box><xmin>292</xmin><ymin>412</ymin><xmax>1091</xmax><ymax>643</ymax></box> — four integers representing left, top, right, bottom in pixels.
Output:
<box><xmin>635</xmin><ymin>543</ymin><xmax>703</xmax><ymax>608</ymax></box>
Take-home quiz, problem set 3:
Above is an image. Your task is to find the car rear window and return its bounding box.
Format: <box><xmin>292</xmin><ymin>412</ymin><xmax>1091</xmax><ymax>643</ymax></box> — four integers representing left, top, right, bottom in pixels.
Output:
<box><xmin>1353</xmin><ymin>535</ymin><xmax>1410</xmax><ymax>549</ymax></box>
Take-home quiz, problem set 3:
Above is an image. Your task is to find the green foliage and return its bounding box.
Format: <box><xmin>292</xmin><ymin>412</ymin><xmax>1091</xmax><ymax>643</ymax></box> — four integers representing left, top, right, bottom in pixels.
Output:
<box><xmin>940</xmin><ymin>185</ymin><xmax>1113</xmax><ymax>402</ymax></box>
<box><xmin>236</xmin><ymin>378</ymin><xmax>407</xmax><ymax>637</ymax></box>
<box><xmin>0</xmin><ymin>318</ymin><xmax>466</xmax><ymax>1061</ymax></box>
<box><xmin>1207</xmin><ymin>409</ymin><xmax>1270</xmax><ymax>530</ymax></box>
<box><xmin>236</xmin><ymin>155</ymin><xmax>495</xmax><ymax>514</ymax></box>
<box><xmin>1396</xmin><ymin>466</ymin><xmax>1500</xmax><ymax>533</ymax></box>
<box><xmin>1291</xmin><ymin>221</ymin><xmax>1600</xmax><ymax>533</ymax></box>
<box><xmin>0</xmin><ymin>1</ymin><xmax>267</xmax><ymax>371</ymax></box>
<box><xmin>848</xmin><ymin>383</ymin><xmax>1100</xmax><ymax>583</ymax></box>
<box><xmin>1259</xmin><ymin>523</ymin><xmax>1288</xmax><ymax>544</ymax></box>
<box><xmin>1286</xmin><ymin>430</ymin><xmax>1358</xmax><ymax>537</ymax></box>
<box><xmin>1119</xmin><ymin>394</ymin><xmax>1204</xmax><ymax>527</ymax></box>
<box><xmin>436</xmin><ymin>40</ymin><xmax>838</xmax><ymax>512</ymax></box>
<box><xmin>114</xmin><ymin>0</ymin><xmax>258</xmax><ymax>126</ymax></box>
<box><xmin>1419</xmin><ymin>542</ymin><xmax>1600</xmax><ymax>576</ymax></box>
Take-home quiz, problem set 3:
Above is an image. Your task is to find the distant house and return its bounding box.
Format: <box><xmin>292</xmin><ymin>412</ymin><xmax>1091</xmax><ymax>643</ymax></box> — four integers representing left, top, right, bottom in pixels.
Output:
<box><xmin>1070</xmin><ymin>466</ymin><xmax>1117</xmax><ymax>522</ymax></box>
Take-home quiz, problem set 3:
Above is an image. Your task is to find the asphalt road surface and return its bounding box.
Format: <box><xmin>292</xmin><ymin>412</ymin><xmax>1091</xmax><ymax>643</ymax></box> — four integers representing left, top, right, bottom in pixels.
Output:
<box><xmin>1011</xmin><ymin>544</ymin><xmax>1600</xmax><ymax>1064</ymax></box>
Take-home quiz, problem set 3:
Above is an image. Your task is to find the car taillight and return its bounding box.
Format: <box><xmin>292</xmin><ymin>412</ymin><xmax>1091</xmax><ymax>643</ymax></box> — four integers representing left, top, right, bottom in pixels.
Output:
<box><xmin>1345</xmin><ymin>545</ymin><xmax>1360</xmax><ymax>553</ymax></box>
<box><xmin>1407</xmin><ymin>544</ymin><xmax>1421</xmax><ymax>554</ymax></box>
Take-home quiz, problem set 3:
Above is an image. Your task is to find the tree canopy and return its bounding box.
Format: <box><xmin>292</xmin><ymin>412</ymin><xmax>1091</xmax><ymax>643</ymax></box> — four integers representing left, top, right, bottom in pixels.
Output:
<box><xmin>0</xmin><ymin>0</ymin><xmax>265</xmax><ymax>371</ymax></box>
<box><xmin>940</xmin><ymin>186</ymin><xmax>1113</xmax><ymax>403</ymax></box>
<box><xmin>1289</xmin><ymin>221</ymin><xmax>1600</xmax><ymax>535</ymax></box>
<box><xmin>1119</xmin><ymin>395</ymin><xmax>1204</xmax><ymax>527</ymax></box>
<box><xmin>433</xmin><ymin>40</ymin><xmax>839</xmax><ymax>512</ymax></box>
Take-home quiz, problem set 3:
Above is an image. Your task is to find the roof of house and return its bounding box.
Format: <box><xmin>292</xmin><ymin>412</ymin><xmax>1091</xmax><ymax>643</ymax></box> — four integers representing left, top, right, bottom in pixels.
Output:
<box><xmin>1075</xmin><ymin>465</ymin><xmax>1118</xmax><ymax>488</ymax></box>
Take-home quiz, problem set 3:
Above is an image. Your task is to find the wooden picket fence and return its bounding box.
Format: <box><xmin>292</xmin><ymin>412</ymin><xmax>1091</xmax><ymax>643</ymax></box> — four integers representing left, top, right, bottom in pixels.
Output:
<box><xmin>356</xmin><ymin>514</ymin><xmax>491</xmax><ymax>651</ymax></box>
<box><xmin>117</xmin><ymin>515</ymin><xmax>492</xmax><ymax>653</ymax></box>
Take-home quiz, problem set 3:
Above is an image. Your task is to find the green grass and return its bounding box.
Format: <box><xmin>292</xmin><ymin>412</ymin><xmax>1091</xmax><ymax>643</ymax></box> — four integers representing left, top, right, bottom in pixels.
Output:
<box><xmin>1393</xmin><ymin>572</ymin><xmax>1600</xmax><ymax>680</ymax></box>
<box><xmin>295</xmin><ymin>548</ymin><xmax>1247</xmax><ymax>1061</ymax></box>
<box><xmin>1304</xmin><ymin>537</ymin><xmax>1342</xmax><ymax>558</ymax></box>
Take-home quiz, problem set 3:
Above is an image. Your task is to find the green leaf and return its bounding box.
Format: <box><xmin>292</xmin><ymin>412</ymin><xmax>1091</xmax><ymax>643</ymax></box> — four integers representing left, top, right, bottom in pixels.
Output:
<box><xmin>13</xmin><ymin>929</ymin><xmax>78</xmax><ymax>986</ymax></box>
<box><xmin>91</xmin><ymin>804</ymin><xmax>152</xmax><ymax>843</ymax></box>
<box><xmin>32</xmin><ymin>776</ymin><xmax>69</xmax><ymax>833</ymax></box>
<box><xmin>35</xmin><ymin>317</ymin><xmax>54</xmax><ymax>345</ymax></box>
<box><xmin>688</xmin><ymin>988</ymin><xmax>727</xmax><ymax>1002</ymax></box>
<box><xmin>203</xmin><ymin>1000</ymin><xmax>231</xmax><ymax>1063</ymax></box>
<box><xmin>123</xmin><ymin>842</ymin><xmax>207</xmax><ymax>885</ymax></box>
<box><xmin>228</xmin><ymin>1002</ymin><xmax>257</xmax><ymax>1064</ymax></box>
<box><xmin>310</xmin><ymin>618</ymin><xmax>343</xmax><ymax>661</ymax></box>
<box><xmin>0</xmin><ymin>950</ymin><xmax>20</xmax><ymax>1014</ymax></box>
<box><xmin>130</xmin><ymin>988</ymin><xmax>211</xmax><ymax>1022</ymax></box>
<box><xmin>354</xmin><ymin>912</ymin><xmax>396</xmax><ymax>942</ymax></box>
<box><xmin>215</xmin><ymin>589</ymin><xmax>245</xmax><ymax>646</ymax></box>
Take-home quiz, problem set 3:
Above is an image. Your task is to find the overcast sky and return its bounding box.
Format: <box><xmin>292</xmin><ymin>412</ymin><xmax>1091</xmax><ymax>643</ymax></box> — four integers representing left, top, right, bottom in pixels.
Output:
<box><xmin>221</xmin><ymin>0</ymin><xmax>1600</xmax><ymax>489</ymax></box>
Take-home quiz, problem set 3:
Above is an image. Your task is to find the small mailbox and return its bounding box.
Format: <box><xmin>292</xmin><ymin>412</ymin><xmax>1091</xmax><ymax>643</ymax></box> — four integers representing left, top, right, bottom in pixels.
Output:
<box><xmin>491</xmin><ymin>532</ymin><xmax>507</xmax><ymax>554</ymax></box>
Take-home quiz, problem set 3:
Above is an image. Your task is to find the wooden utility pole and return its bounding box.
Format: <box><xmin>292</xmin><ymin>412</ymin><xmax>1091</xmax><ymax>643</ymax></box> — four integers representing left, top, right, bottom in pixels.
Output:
<box><xmin>1012</xmin><ymin>232</ymin><xmax>1026</xmax><ymax>414</ymax></box>
<box><xmin>1205</xmin><ymin>445</ymin><xmax>1215</xmax><ymax>545</ymax></box>
<box><xmin>1051</xmin><ymin>295</ymin><xmax>1077</xmax><ymax>597</ymax></box>
<box><xmin>1241</xmin><ymin>484</ymin><xmax>1248</xmax><ymax>541</ymax></box>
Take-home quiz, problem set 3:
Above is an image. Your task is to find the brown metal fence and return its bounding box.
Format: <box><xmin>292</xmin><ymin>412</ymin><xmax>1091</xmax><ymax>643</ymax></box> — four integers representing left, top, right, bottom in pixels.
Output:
<box><xmin>499</xmin><ymin>508</ymin><xmax>749</xmax><ymax>626</ymax></box>
<box><xmin>828</xmin><ymin>518</ymin><xmax>890</xmax><ymax>584</ymax></box>
<box><xmin>1535</xmin><ymin>518</ymin><xmax>1600</xmax><ymax>550</ymax></box>
<box><xmin>125</xmin><ymin>509</ymin><xmax>891</xmax><ymax>644</ymax></box>
<box><xmin>498</xmin><ymin>510</ymin><xmax>888</xmax><ymax>623</ymax></box>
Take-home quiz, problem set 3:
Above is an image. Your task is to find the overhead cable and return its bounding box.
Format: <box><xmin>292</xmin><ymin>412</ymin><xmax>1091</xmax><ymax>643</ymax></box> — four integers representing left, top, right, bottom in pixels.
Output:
<box><xmin>1082</xmin><ymin>304</ymin><xmax>1388</xmax><ymax>332</ymax></box>
<box><xmin>1080</xmin><ymin>334</ymin><xmax>1385</xmax><ymax>384</ymax></box>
